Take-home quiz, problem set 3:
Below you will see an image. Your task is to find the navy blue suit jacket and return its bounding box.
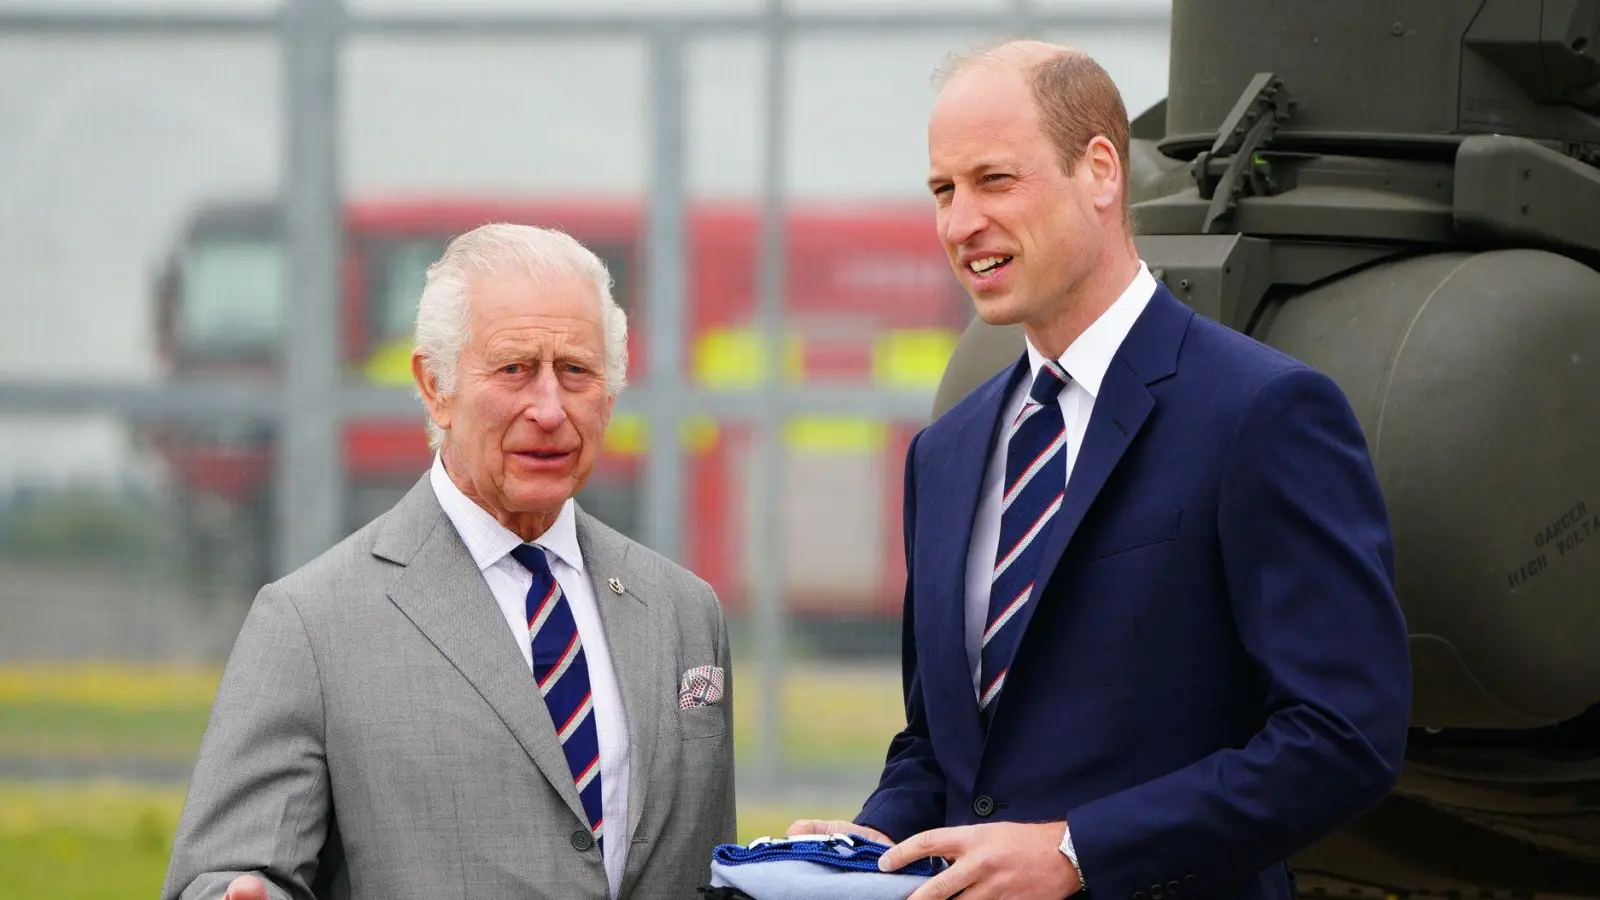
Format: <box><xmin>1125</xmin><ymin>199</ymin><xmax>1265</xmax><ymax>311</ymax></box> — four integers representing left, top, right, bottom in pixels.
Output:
<box><xmin>856</xmin><ymin>284</ymin><xmax>1412</xmax><ymax>900</ymax></box>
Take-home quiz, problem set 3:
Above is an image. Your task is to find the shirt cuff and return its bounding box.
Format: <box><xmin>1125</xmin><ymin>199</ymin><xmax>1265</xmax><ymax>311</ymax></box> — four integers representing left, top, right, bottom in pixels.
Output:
<box><xmin>1058</xmin><ymin>822</ymin><xmax>1085</xmax><ymax>887</ymax></box>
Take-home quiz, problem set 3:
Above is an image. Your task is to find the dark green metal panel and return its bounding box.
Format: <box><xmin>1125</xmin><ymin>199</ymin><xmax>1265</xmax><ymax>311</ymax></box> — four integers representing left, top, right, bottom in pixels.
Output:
<box><xmin>1260</xmin><ymin>249</ymin><xmax>1600</xmax><ymax>730</ymax></box>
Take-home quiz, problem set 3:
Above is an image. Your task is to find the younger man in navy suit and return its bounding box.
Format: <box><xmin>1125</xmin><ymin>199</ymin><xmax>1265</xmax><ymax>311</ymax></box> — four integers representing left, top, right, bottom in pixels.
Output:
<box><xmin>790</xmin><ymin>40</ymin><xmax>1411</xmax><ymax>900</ymax></box>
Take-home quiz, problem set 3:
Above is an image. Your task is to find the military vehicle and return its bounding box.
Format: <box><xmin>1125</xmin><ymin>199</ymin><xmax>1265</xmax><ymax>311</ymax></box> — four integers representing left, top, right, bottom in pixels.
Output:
<box><xmin>933</xmin><ymin>1</ymin><xmax>1600</xmax><ymax>895</ymax></box>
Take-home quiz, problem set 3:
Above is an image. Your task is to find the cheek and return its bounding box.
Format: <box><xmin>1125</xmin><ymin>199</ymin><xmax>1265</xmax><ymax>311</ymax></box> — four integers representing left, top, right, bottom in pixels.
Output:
<box><xmin>576</xmin><ymin>399</ymin><xmax>612</xmax><ymax>446</ymax></box>
<box><xmin>472</xmin><ymin>392</ymin><xmax>524</xmax><ymax>435</ymax></box>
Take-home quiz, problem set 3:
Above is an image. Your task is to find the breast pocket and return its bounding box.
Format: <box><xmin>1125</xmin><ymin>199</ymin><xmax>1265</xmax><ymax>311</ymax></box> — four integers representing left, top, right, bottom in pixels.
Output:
<box><xmin>1085</xmin><ymin>509</ymin><xmax>1181</xmax><ymax>560</ymax></box>
<box><xmin>677</xmin><ymin>704</ymin><xmax>728</xmax><ymax>740</ymax></box>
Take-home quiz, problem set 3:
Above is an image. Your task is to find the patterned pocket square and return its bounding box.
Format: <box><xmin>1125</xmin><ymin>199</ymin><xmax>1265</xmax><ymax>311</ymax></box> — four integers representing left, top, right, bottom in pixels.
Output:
<box><xmin>679</xmin><ymin>664</ymin><xmax>725</xmax><ymax>709</ymax></box>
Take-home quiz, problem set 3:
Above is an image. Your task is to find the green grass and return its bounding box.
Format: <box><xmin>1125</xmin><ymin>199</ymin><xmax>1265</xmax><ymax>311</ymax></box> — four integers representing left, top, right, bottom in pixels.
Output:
<box><xmin>0</xmin><ymin>661</ymin><xmax>904</xmax><ymax>771</ymax></box>
<box><xmin>0</xmin><ymin>662</ymin><xmax>902</xmax><ymax>899</ymax></box>
<box><xmin>0</xmin><ymin>779</ymin><xmax>185</xmax><ymax>900</ymax></box>
<box><xmin>0</xmin><ymin>703</ymin><xmax>212</xmax><ymax>764</ymax></box>
<box><xmin>0</xmin><ymin>779</ymin><xmax>865</xmax><ymax>900</ymax></box>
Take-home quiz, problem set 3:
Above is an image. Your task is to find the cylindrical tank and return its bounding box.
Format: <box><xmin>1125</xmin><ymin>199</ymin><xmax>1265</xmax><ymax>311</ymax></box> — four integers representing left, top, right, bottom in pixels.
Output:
<box><xmin>1255</xmin><ymin>249</ymin><xmax>1600</xmax><ymax>730</ymax></box>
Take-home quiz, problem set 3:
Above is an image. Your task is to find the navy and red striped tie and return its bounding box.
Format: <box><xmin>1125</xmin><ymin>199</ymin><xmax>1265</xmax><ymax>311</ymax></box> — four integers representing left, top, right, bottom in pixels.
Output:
<box><xmin>510</xmin><ymin>544</ymin><xmax>604</xmax><ymax>847</ymax></box>
<box><xmin>979</xmin><ymin>361</ymin><xmax>1070</xmax><ymax>726</ymax></box>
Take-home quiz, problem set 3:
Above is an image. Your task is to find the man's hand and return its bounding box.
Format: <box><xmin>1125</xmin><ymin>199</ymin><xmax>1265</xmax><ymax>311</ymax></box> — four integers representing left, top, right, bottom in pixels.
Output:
<box><xmin>879</xmin><ymin>821</ymin><xmax>1082</xmax><ymax>900</ymax></box>
<box><xmin>223</xmin><ymin>875</ymin><xmax>268</xmax><ymax>900</ymax></box>
<box><xmin>784</xmin><ymin>818</ymin><xmax>894</xmax><ymax>845</ymax></box>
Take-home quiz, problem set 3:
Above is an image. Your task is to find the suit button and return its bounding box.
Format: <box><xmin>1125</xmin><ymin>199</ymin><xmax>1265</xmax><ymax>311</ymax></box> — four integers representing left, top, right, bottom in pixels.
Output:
<box><xmin>1151</xmin><ymin>885</ymin><xmax>1166</xmax><ymax>899</ymax></box>
<box><xmin>1133</xmin><ymin>893</ymin><xmax>1148</xmax><ymax>900</ymax></box>
<box><xmin>972</xmin><ymin>795</ymin><xmax>995</xmax><ymax>817</ymax></box>
<box><xmin>571</xmin><ymin>829</ymin><xmax>594</xmax><ymax>851</ymax></box>
<box><xmin>1184</xmin><ymin>875</ymin><xmax>1199</xmax><ymax>887</ymax></box>
<box><xmin>1168</xmin><ymin>881</ymin><xmax>1182</xmax><ymax>894</ymax></box>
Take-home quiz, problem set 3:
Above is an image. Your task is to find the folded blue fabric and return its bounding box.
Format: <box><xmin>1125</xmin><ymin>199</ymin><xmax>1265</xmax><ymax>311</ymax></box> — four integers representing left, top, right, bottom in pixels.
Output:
<box><xmin>708</xmin><ymin>834</ymin><xmax>948</xmax><ymax>900</ymax></box>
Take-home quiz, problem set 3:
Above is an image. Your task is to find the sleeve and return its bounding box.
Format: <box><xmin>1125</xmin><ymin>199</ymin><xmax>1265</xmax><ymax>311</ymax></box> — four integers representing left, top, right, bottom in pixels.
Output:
<box><xmin>1065</xmin><ymin>367</ymin><xmax>1413</xmax><ymax>899</ymax></box>
<box><xmin>161</xmin><ymin>583</ymin><xmax>334</xmax><ymax>900</ymax></box>
<box><xmin>854</xmin><ymin>428</ymin><xmax>951</xmax><ymax>841</ymax></box>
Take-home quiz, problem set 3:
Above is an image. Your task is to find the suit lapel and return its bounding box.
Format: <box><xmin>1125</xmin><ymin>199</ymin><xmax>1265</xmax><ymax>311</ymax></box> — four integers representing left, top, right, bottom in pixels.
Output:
<box><xmin>924</xmin><ymin>355</ymin><xmax>1029</xmax><ymax>758</ymax></box>
<box><xmin>573</xmin><ymin>511</ymin><xmax>660</xmax><ymax>858</ymax></box>
<box><xmin>993</xmin><ymin>286</ymin><xmax>1191</xmax><ymax>683</ymax></box>
<box><xmin>1020</xmin><ymin>356</ymin><xmax>1154</xmax><ymax>617</ymax></box>
<box><xmin>377</xmin><ymin>485</ymin><xmax>591</xmax><ymax>829</ymax></box>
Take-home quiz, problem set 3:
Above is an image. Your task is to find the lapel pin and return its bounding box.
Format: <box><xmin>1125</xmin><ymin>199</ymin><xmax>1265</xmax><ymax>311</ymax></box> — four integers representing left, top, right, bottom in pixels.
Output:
<box><xmin>607</xmin><ymin>577</ymin><xmax>624</xmax><ymax>595</ymax></box>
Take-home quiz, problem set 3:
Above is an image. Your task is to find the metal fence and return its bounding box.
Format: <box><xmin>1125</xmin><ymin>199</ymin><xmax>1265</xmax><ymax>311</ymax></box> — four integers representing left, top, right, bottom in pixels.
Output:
<box><xmin>0</xmin><ymin>0</ymin><xmax>1170</xmax><ymax>817</ymax></box>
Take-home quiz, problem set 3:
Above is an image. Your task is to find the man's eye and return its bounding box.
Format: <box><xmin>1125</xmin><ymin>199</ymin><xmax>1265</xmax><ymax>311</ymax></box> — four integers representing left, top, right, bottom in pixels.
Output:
<box><xmin>564</xmin><ymin>363</ymin><xmax>589</xmax><ymax>375</ymax></box>
<box><xmin>501</xmin><ymin>364</ymin><xmax>523</xmax><ymax>374</ymax></box>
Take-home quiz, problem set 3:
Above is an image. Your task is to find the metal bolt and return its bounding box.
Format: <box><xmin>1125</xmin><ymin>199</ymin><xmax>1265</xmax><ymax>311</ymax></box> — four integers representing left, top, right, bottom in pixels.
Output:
<box><xmin>1391</xmin><ymin>22</ymin><xmax>1405</xmax><ymax>36</ymax></box>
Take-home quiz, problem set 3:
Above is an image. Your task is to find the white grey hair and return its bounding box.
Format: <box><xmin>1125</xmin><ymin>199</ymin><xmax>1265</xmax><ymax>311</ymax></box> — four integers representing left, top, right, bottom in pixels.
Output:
<box><xmin>413</xmin><ymin>222</ymin><xmax>629</xmax><ymax>450</ymax></box>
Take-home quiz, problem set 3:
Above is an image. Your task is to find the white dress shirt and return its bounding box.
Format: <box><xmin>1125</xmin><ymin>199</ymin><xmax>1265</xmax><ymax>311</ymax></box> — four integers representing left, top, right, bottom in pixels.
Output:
<box><xmin>959</xmin><ymin>261</ymin><xmax>1157</xmax><ymax>878</ymax></box>
<box><xmin>430</xmin><ymin>455</ymin><xmax>631</xmax><ymax>899</ymax></box>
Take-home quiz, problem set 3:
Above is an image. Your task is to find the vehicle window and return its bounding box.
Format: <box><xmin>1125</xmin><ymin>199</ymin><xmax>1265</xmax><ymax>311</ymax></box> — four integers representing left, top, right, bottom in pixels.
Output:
<box><xmin>177</xmin><ymin>239</ymin><xmax>284</xmax><ymax>353</ymax></box>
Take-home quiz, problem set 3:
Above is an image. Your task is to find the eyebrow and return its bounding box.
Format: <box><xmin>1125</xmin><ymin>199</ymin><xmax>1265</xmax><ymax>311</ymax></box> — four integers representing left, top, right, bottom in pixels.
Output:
<box><xmin>486</xmin><ymin>347</ymin><xmax>605</xmax><ymax>368</ymax></box>
<box><xmin>563</xmin><ymin>349</ymin><xmax>605</xmax><ymax>369</ymax></box>
<box><xmin>484</xmin><ymin>348</ymin><xmax>526</xmax><ymax>367</ymax></box>
<box><xmin>926</xmin><ymin>161</ymin><xmax>1009</xmax><ymax>189</ymax></box>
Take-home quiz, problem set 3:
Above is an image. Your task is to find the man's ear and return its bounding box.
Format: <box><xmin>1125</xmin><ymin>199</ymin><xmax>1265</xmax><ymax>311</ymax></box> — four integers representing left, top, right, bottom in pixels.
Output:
<box><xmin>413</xmin><ymin>352</ymin><xmax>452</xmax><ymax>434</ymax></box>
<box><xmin>1084</xmin><ymin>135</ymin><xmax>1123</xmax><ymax>213</ymax></box>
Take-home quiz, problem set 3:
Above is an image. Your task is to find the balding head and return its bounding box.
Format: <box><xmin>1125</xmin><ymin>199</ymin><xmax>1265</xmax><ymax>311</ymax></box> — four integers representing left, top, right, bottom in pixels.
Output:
<box><xmin>936</xmin><ymin>38</ymin><xmax>1072</xmax><ymax>79</ymax></box>
<box><xmin>936</xmin><ymin>39</ymin><xmax>1132</xmax><ymax>228</ymax></box>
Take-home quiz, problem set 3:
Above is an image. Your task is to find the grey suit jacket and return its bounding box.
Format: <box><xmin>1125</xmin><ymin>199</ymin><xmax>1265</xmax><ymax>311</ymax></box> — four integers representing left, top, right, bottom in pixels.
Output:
<box><xmin>162</xmin><ymin>475</ymin><xmax>736</xmax><ymax>900</ymax></box>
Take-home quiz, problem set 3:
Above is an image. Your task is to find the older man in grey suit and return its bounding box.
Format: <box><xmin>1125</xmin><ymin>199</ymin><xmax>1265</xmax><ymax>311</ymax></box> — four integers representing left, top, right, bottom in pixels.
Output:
<box><xmin>162</xmin><ymin>223</ymin><xmax>736</xmax><ymax>900</ymax></box>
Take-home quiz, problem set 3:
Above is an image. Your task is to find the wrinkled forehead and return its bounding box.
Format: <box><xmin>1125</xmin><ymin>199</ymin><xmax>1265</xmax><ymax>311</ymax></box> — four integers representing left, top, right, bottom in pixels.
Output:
<box><xmin>468</xmin><ymin>266</ymin><xmax>601</xmax><ymax>319</ymax></box>
<box><xmin>466</xmin><ymin>269</ymin><xmax>604</xmax><ymax>347</ymax></box>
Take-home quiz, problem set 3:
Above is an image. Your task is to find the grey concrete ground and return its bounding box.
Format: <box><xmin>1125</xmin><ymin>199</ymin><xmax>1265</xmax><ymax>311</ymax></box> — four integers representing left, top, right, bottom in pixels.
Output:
<box><xmin>0</xmin><ymin>560</ymin><xmax>249</xmax><ymax>663</ymax></box>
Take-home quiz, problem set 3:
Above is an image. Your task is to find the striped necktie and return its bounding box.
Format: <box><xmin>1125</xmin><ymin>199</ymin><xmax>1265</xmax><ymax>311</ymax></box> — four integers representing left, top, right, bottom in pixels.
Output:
<box><xmin>979</xmin><ymin>360</ymin><xmax>1071</xmax><ymax>725</ymax></box>
<box><xmin>509</xmin><ymin>544</ymin><xmax>605</xmax><ymax>846</ymax></box>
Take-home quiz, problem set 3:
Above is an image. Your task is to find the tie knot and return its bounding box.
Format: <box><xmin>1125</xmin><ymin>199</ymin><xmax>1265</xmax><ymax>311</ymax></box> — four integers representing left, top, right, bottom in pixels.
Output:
<box><xmin>1028</xmin><ymin>360</ymin><xmax>1071</xmax><ymax>405</ymax></box>
<box><xmin>509</xmin><ymin>543</ymin><xmax>552</xmax><ymax>576</ymax></box>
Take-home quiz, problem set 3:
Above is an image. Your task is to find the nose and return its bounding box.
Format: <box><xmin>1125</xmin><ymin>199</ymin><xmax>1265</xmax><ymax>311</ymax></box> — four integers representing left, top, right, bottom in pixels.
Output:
<box><xmin>943</xmin><ymin>187</ymin><xmax>987</xmax><ymax>247</ymax></box>
<box><xmin>522</xmin><ymin>366</ymin><xmax>568</xmax><ymax>430</ymax></box>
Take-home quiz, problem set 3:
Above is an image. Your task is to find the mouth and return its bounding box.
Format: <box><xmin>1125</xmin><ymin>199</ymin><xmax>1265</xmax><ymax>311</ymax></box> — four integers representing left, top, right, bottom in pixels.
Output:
<box><xmin>962</xmin><ymin>254</ymin><xmax>1015</xmax><ymax>288</ymax></box>
<box><xmin>511</xmin><ymin>449</ymin><xmax>574</xmax><ymax>464</ymax></box>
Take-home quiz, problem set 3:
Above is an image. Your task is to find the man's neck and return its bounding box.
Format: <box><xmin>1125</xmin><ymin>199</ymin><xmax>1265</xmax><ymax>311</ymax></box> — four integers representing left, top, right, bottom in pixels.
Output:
<box><xmin>1025</xmin><ymin>249</ymin><xmax>1142</xmax><ymax>360</ymax></box>
<box><xmin>438</xmin><ymin>446</ymin><xmax>560</xmax><ymax>542</ymax></box>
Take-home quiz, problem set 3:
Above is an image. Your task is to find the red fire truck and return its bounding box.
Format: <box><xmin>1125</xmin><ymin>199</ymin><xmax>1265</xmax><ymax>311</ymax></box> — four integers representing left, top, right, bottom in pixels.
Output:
<box><xmin>145</xmin><ymin>196</ymin><xmax>967</xmax><ymax>635</ymax></box>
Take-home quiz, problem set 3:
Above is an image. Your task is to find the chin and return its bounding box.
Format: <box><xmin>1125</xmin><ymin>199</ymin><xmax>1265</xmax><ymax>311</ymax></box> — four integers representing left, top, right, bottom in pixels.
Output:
<box><xmin>973</xmin><ymin>297</ymin><xmax>1028</xmax><ymax>326</ymax></box>
<box><xmin>505</xmin><ymin>481</ymin><xmax>572</xmax><ymax>511</ymax></box>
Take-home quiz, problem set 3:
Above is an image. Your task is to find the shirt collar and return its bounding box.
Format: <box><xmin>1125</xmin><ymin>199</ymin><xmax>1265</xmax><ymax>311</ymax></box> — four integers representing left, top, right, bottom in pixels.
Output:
<box><xmin>1024</xmin><ymin>260</ymin><xmax>1157</xmax><ymax>399</ymax></box>
<box><xmin>429</xmin><ymin>453</ymin><xmax>586</xmax><ymax>574</ymax></box>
